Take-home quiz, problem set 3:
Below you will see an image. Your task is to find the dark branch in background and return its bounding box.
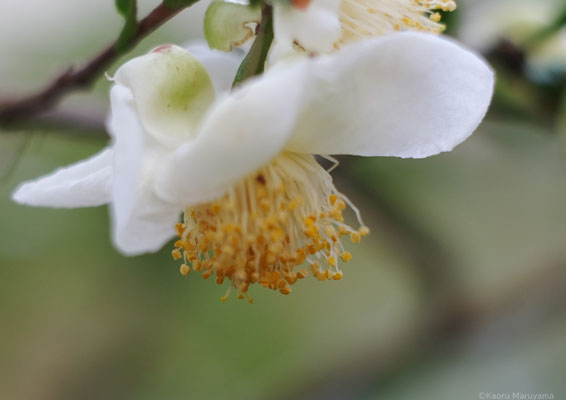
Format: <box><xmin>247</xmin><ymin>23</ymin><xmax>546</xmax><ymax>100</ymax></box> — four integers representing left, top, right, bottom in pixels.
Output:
<box><xmin>3</xmin><ymin>110</ymin><xmax>107</xmax><ymax>138</ymax></box>
<box><xmin>486</xmin><ymin>39</ymin><xmax>566</xmax><ymax>128</ymax></box>
<box><xmin>0</xmin><ymin>1</ymin><xmax>198</xmax><ymax>125</ymax></box>
<box><xmin>232</xmin><ymin>4</ymin><xmax>273</xmax><ymax>88</ymax></box>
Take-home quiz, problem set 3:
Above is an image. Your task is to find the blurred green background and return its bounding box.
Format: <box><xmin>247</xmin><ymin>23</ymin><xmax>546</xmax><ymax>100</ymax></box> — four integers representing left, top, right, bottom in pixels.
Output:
<box><xmin>1</xmin><ymin>1</ymin><xmax>566</xmax><ymax>399</ymax></box>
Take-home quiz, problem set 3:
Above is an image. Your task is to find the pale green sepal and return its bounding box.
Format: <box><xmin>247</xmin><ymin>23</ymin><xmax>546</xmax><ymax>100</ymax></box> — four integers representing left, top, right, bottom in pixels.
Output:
<box><xmin>114</xmin><ymin>45</ymin><xmax>215</xmax><ymax>146</ymax></box>
<box><xmin>204</xmin><ymin>0</ymin><xmax>261</xmax><ymax>52</ymax></box>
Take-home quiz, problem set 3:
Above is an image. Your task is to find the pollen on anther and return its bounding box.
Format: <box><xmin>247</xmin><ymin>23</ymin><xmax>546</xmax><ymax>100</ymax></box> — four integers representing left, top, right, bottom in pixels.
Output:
<box><xmin>180</xmin><ymin>264</ymin><xmax>191</xmax><ymax>276</ymax></box>
<box><xmin>171</xmin><ymin>153</ymin><xmax>368</xmax><ymax>301</ymax></box>
<box><xmin>171</xmin><ymin>248</ymin><xmax>182</xmax><ymax>260</ymax></box>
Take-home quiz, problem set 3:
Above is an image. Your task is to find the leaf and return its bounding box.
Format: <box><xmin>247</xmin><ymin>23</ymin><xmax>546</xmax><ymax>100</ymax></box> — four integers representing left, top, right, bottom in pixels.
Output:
<box><xmin>115</xmin><ymin>0</ymin><xmax>138</xmax><ymax>51</ymax></box>
<box><xmin>163</xmin><ymin>0</ymin><xmax>199</xmax><ymax>9</ymax></box>
<box><xmin>115</xmin><ymin>0</ymin><xmax>132</xmax><ymax>17</ymax></box>
<box><xmin>204</xmin><ymin>0</ymin><xmax>261</xmax><ymax>52</ymax></box>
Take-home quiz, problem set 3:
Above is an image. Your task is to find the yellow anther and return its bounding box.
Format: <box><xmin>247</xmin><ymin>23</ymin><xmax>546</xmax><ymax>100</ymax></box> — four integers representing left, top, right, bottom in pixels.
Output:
<box><xmin>310</xmin><ymin>262</ymin><xmax>320</xmax><ymax>273</ymax></box>
<box><xmin>340</xmin><ymin>252</ymin><xmax>352</xmax><ymax>262</ymax></box>
<box><xmin>260</xmin><ymin>198</ymin><xmax>271</xmax><ymax>212</ymax></box>
<box><xmin>172</xmin><ymin>153</ymin><xmax>366</xmax><ymax>301</ymax></box>
<box><xmin>220</xmin><ymin>245</ymin><xmax>235</xmax><ymax>256</ymax></box>
<box><xmin>327</xmin><ymin>256</ymin><xmax>337</xmax><ymax>267</ymax></box>
<box><xmin>285</xmin><ymin>272</ymin><xmax>297</xmax><ymax>284</ymax></box>
<box><xmin>175</xmin><ymin>223</ymin><xmax>184</xmax><ymax>236</ymax></box>
<box><xmin>210</xmin><ymin>203</ymin><xmax>221</xmax><ymax>214</ymax></box>
<box><xmin>171</xmin><ymin>249</ymin><xmax>182</xmax><ymax>260</ymax></box>
<box><xmin>296</xmin><ymin>268</ymin><xmax>308</xmax><ymax>279</ymax></box>
<box><xmin>333</xmin><ymin>271</ymin><xmax>343</xmax><ymax>280</ymax></box>
<box><xmin>269</xmin><ymin>229</ymin><xmax>284</xmax><ymax>242</ymax></box>
<box><xmin>359</xmin><ymin>226</ymin><xmax>370</xmax><ymax>237</ymax></box>
<box><xmin>296</xmin><ymin>249</ymin><xmax>306</xmax><ymax>264</ymax></box>
<box><xmin>335</xmin><ymin>199</ymin><xmax>346</xmax><ymax>211</ymax></box>
<box><xmin>279</xmin><ymin>285</ymin><xmax>292</xmax><ymax>295</ymax></box>
<box><xmin>304</xmin><ymin>215</ymin><xmax>316</xmax><ymax>227</ymax></box>
<box><xmin>304</xmin><ymin>226</ymin><xmax>319</xmax><ymax>239</ymax></box>
<box><xmin>350</xmin><ymin>232</ymin><xmax>361</xmax><ymax>243</ymax></box>
<box><xmin>223</xmin><ymin>223</ymin><xmax>236</xmax><ymax>233</ymax></box>
<box><xmin>180</xmin><ymin>264</ymin><xmax>191</xmax><ymax>276</ymax></box>
<box><xmin>325</xmin><ymin>226</ymin><xmax>337</xmax><ymax>240</ymax></box>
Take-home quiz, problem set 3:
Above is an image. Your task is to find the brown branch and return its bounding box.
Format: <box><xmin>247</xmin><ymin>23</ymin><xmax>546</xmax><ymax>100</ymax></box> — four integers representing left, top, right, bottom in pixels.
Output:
<box><xmin>0</xmin><ymin>110</ymin><xmax>108</xmax><ymax>138</ymax></box>
<box><xmin>0</xmin><ymin>2</ymin><xmax>197</xmax><ymax>125</ymax></box>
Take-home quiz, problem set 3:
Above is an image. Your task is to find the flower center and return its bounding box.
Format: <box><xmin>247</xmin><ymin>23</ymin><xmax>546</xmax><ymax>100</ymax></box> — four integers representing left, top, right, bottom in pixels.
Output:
<box><xmin>338</xmin><ymin>0</ymin><xmax>457</xmax><ymax>46</ymax></box>
<box><xmin>171</xmin><ymin>152</ymin><xmax>368</xmax><ymax>302</ymax></box>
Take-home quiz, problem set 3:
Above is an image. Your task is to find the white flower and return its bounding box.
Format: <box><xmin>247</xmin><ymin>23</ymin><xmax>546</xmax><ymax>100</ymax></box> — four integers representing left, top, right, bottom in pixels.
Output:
<box><xmin>272</xmin><ymin>0</ymin><xmax>456</xmax><ymax>58</ymax></box>
<box><xmin>12</xmin><ymin>33</ymin><xmax>493</xmax><ymax>299</ymax></box>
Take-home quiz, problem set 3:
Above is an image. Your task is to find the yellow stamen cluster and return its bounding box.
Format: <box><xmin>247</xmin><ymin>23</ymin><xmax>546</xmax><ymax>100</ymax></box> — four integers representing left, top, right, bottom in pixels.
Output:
<box><xmin>338</xmin><ymin>0</ymin><xmax>457</xmax><ymax>46</ymax></box>
<box><xmin>172</xmin><ymin>153</ymin><xmax>368</xmax><ymax>302</ymax></box>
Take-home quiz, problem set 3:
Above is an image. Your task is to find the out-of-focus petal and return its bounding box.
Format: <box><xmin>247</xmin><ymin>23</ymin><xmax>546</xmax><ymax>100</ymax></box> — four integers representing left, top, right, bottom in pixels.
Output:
<box><xmin>11</xmin><ymin>148</ymin><xmax>113</xmax><ymax>208</ymax></box>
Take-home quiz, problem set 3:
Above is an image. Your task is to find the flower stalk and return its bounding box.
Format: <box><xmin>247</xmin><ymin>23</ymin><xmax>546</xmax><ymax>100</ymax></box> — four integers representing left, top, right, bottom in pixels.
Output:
<box><xmin>232</xmin><ymin>4</ymin><xmax>274</xmax><ymax>88</ymax></box>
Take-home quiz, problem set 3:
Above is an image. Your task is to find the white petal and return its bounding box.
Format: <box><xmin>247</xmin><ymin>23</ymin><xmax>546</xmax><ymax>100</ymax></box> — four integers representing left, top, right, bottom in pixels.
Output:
<box><xmin>272</xmin><ymin>0</ymin><xmax>341</xmax><ymax>59</ymax></box>
<box><xmin>184</xmin><ymin>41</ymin><xmax>246</xmax><ymax>95</ymax></box>
<box><xmin>12</xmin><ymin>148</ymin><xmax>113</xmax><ymax>208</ymax></box>
<box><xmin>111</xmin><ymin>188</ymin><xmax>180</xmax><ymax>256</ymax></box>
<box><xmin>284</xmin><ymin>32</ymin><xmax>495</xmax><ymax>158</ymax></box>
<box><xmin>154</xmin><ymin>62</ymin><xmax>311</xmax><ymax>206</ymax></box>
<box><xmin>114</xmin><ymin>45</ymin><xmax>215</xmax><ymax>147</ymax></box>
<box><xmin>107</xmin><ymin>85</ymin><xmax>180</xmax><ymax>255</ymax></box>
<box><xmin>154</xmin><ymin>32</ymin><xmax>493</xmax><ymax>207</ymax></box>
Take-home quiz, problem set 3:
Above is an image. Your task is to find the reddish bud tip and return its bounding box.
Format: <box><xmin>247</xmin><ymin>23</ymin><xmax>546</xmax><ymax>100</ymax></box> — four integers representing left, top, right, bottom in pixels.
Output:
<box><xmin>291</xmin><ymin>0</ymin><xmax>310</xmax><ymax>9</ymax></box>
<box><xmin>152</xmin><ymin>44</ymin><xmax>173</xmax><ymax>53</ymax></box>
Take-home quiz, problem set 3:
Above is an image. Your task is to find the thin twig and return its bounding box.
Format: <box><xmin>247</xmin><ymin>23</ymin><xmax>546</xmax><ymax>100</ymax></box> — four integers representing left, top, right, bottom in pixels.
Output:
<box><xmin>0</xmin><ymin>1</ymin><xmax>197</xmax><ymax>125</ymax></box>
<box><xmin>0</xmin><ymin>110</ymin><xmax>108</xmax><ymax>138</ymax></box>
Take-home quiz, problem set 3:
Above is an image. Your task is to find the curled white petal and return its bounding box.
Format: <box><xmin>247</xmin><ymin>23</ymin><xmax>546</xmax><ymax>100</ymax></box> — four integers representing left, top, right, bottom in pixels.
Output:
<box><xmin>154</xmin><ymin>62</ymin><xmax>311</xmax><ymax>206</ymax></box>
<box><xmin>285</xmin><ymin>32</ymin><xmax>495</xmax><ymax>158</ymax></box>
<box><xmin>155</xmin><ymin>32</ymin><xmax>493</xmax><ymax>206</ymax></box>
<box><xmin>11</xmin><ymin>148</ymin><xmax>113</xmax><ymax>208</ymax></box>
